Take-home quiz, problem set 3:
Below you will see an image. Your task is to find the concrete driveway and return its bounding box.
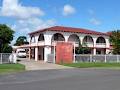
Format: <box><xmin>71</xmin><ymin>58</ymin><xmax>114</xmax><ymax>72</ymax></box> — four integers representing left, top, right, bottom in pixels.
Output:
<box><xmin>18</xmin><ymin>58</ymin><xmax>73</xmax><ymax>70</ymax></box>
<box><xmin>0</xmin><ymin>69</ymin><xmax>120</xmax><ymax>90</ymax></box>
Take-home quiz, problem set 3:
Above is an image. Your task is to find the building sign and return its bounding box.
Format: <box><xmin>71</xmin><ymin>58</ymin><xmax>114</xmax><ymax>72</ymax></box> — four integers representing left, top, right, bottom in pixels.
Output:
<box><xmin>56</xmin><ymin>42</ymin><xmax>73</xmax><ymax>64</ymax></box>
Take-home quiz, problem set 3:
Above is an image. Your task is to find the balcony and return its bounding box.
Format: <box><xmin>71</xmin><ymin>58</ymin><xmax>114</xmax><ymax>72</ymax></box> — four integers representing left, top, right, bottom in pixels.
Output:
<box><xmin>37</xmin><ymin>41</ymin><xmax>45</xmax><ymax>46</ymax></box>
<box><xmin>83</xmin><ymin>42</ymin><xmax>94</xmax><ymax>47</ymax></box>
<box><xmin>30</xmin><ymin>41</ymin><xmax>45</xmax><ymax>47</ymax></box>
<box><xmin>96</xmin><ymin>43</ymin><xmax>106</xmax><ymax>48</ymax></box>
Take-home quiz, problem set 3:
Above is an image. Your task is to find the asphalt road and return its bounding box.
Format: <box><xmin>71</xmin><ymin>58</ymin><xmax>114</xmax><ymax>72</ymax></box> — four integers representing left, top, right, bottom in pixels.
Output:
<box><xmin>0</xmin><ymin>69</ymin><xmax>120</xmax><ymax>90</ymax></box>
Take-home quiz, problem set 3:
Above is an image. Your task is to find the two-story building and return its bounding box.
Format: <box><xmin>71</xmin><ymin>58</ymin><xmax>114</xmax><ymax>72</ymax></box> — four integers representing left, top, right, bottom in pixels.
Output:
<box><xmin>16</xmin><ymin>26</ymin><xmax>110</xmax><ymax>62</ymax></box>
<box><xmin>25</xmin><ymin>26</ymin><xmax>110</xmax><ymax>62</ymax></box>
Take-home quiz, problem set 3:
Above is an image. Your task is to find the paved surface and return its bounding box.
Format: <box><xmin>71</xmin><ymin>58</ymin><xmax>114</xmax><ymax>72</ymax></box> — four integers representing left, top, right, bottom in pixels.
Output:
<box><xmin>18</xmin><ymin>58</ymin><xmax>73</xmax><ymax>70</ymax></box>
<box><xmin>0</xmin><ymin>69</ymin><xmax>120</xmax><ymax>90</ymax></box>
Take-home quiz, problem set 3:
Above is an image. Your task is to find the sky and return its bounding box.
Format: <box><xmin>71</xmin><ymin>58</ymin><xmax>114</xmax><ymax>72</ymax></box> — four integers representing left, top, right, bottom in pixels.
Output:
<box><xmin>0</xmin><ymin>0</ymin><xmax>120</xmax><ymax>44</ymax></box>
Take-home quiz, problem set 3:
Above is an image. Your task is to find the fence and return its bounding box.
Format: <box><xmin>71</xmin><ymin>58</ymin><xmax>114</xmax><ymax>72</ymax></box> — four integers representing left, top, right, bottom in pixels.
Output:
<box><xmin>47</xmin><ymin>54</ymin><xmax>120</xmax><ymax>63</ymax></box>
<box><xmin>47</xmin><ymin>54</ymin><xmax>55</xmax><ymax>63</ymax></box>
<box><xmin>75</xmin><ymin>54</ymin><xmax>120</xmax><ymax>63</ymax></box>
<box><xmin>0</xmin><ymin>53</ymin><xmax>12</xmax><ymax>64</ymax></box>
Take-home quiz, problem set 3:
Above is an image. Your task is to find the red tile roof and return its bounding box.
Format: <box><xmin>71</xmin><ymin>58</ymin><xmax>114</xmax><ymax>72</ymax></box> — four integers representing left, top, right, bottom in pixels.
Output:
<box><xmin>28</xmin><ymin>26</ymin><xmax>108</xmax><ymax>36</ymax></box>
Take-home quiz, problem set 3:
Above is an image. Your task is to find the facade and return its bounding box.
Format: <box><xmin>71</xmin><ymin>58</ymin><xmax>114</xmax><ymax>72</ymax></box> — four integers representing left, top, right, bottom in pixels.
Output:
<box><xmin>24</xmin><ymin>26</ymin><xmax>110</xmax><ymax>62</ymax></box>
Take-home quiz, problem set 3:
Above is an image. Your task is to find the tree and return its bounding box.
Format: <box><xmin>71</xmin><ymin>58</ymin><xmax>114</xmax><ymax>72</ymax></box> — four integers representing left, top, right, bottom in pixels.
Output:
<box><xmin>109</xmin><ymin>30</ymin><xmax>120</xmax><ymax>54</ymax></box>
<box><xmin>75</xmin><ymin>41</ymin><xmax>91</xmax><ymax>54</ymax></box>
<box><xmin>14</xmin><ymin>36</ymin><xmax>29</xmax><ymax>46</ymax></box>
<box><xmin>0</xmin><ymin>24</ymin><xmax>14</xmax><ymax>53</ymax></box>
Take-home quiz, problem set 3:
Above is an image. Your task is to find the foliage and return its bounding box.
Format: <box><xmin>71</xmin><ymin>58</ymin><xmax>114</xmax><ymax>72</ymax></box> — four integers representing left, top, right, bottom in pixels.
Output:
<box><xmin>14</xmin><ymin>36</ymin><xmax>29</xmax><ymax>46</ymax></box>
<box><xmin>0</xmin><ymin>24</ymin><xmax>14</xmax><ymax>53</ymax></box>
<box><xmin>75</xmin><ymin>42</ymin><xmax>91</xmax><ymax>54</ymax></box>
<box><xmin>110</xmin><ymin>30</ymin><xmax>120</xmax><ymax>54</ymax></box>
<box><xmin>1</xmin><ymin>44</ymin><xmax>12</xmax><ymax>53</ymax></box>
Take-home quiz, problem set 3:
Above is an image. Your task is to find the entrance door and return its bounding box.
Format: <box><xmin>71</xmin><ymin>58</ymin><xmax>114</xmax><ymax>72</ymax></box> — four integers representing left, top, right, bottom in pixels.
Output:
<box><xmin>38</xmin><ymin>47</ymin><xmax>44</xmax><ymax>60</ymax></box>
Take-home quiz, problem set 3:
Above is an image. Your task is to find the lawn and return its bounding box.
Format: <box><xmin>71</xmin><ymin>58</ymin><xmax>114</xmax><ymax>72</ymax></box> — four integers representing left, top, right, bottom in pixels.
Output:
<box><xmin>62</xmin><ymin>63</ymin><xmax>120</xmax><ymax>69</ymax></box>
<box><xmin>0</xmin><ymin>64</ymin><xmax>25</xmax><ymax>74</ymax></box>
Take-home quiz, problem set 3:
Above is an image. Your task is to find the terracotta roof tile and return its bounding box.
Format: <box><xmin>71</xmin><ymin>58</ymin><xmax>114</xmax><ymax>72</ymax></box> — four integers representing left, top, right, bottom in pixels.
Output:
<box><xmin>28</xmin><ymin>26</ymin><xmax>108</xmax><ymax>36</ymax></box>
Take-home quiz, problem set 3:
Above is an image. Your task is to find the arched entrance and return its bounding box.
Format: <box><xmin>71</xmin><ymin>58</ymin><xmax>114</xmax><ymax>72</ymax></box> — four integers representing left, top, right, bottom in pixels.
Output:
<box><xmin>38</xmin><ymin>33</ymin><xmax>45</xmax><ymax>60</ymax></box>
<box><xmin>68</xmin><ymin>34</ymin><xmax>80</xmax><ymax>47</ymax></box>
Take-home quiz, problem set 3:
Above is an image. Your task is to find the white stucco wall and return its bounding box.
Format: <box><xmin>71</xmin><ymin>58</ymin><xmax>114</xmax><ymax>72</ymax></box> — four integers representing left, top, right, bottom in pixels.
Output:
<box><xmin>29</xmin><ymin>30</ymin><xmax>110</xmax><ymax>62</ymax></box>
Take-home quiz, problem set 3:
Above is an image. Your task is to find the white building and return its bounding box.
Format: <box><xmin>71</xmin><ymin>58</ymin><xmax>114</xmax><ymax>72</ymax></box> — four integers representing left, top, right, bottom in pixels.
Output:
<box><xmin>22</xmin><ymin>26</ymin><xmax>110</xmax><ymax>62</ymax></box>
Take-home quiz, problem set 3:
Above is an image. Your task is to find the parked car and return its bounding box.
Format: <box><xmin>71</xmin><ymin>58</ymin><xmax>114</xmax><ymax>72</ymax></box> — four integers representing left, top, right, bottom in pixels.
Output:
<box><xmin>17</xmin><ymin>50</ymin><xmax>26</xmax><ymax>58</ymax></box>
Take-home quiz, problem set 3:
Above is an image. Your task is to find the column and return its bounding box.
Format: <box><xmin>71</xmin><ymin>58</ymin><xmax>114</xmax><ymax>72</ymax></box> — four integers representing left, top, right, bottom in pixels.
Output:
<box><xmin>93</xmin><ymin>38</ymin><xmax>97</xmax><ymax>55</ymax></box>
<box><xmin>44</xmin><ymin>33</ymin><xmax>52</xmax><ymax>62</ymax></box>
<box><xmin>35</xmin><ymin>47</ymin><xmax>38</xmax><ymax>61</ymax></box>
<box><xmin>29</xmin><ymin>47</ymin><xmax>31</xmax><ymax>60</ymax></box>
<box><xmin>93</xmin><ymin>48</ymin><xmax>96</xmax><ymax>55</ymax></box>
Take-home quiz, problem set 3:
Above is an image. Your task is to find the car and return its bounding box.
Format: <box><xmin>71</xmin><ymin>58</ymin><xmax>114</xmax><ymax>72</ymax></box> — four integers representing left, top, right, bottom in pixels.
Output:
<box><xmin>17</xmin><ymin>50</ymin><xmax>26</xmax><ymax>58</ymax></box>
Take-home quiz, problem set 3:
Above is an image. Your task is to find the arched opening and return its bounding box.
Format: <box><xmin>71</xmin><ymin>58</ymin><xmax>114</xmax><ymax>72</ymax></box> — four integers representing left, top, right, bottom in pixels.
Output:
<box><xmin>51</xmin><ymin>33</ymin><xmax>65</xmax><ymax>42</ymax></box>
<box><xmin>68</xmin><ymin>34</ymin><xmax>80</xmax><ymax>47</ymax></box>
<box><xmin>38</xmin><ymin>33</ymin><xmax>44</xmax><ymax>41</ymax></box>
<box><xmin>96</xmin><ymin>37</ymin><xmax>106</xmax><ymax>44</ymax></box>
<box><xmin>51</xmin><ymin>33</ymin><xmax>65</xmax><ymax>54</ymax></box>
<box><xmin>30</xmin><ymin>36</ymin><xmax>35</xmax><ymax>43</ymax></box>
<box><xmin>82</xmin><ymin>36</ymin><xmax>94</xmax><ymax>54</ymax></box>
<box><xmin>83</xmin><ymin>35</ymin><xmax>94</xmax><ymax>46</ymax></box>
<box><xmin>37</xmin><ymin>33</ymin><xmax>45</xmax><ymax>60</ymax></box>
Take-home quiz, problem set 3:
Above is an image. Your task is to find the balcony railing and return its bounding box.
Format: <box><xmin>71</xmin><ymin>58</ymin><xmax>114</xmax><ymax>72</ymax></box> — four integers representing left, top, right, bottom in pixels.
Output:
<box><xmin>96</xmin><ymin>43</ymin><xmax>106</xmax><ymax>48</ymax></box>
<box><xmin>83</xmin><ymin>42</ymin><xmax>94</xmax><ymax>47</ymax></box>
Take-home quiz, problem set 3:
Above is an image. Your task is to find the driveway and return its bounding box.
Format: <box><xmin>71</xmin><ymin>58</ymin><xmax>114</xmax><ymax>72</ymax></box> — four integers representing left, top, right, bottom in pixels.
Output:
<box><xmin>18</xmin><ymin>58</ymin><xmax>73</xmax><ymax>70</ymax></box>
<box><xmin>0</xmin><ymin>69</ymin><xmax>120</xmax><ymax>90</ymax></box>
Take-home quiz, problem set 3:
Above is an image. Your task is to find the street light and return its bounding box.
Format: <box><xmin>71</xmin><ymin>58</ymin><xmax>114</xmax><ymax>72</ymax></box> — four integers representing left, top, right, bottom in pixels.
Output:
<box><xmin>0</xmin><ymin>39</ymin><xmax>3</xmax><ymax>53</ymax></box>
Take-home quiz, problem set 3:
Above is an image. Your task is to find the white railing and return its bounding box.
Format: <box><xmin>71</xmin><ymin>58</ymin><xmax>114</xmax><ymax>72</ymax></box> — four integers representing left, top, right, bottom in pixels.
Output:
<box><xmin>47</xmin><ymin>54</ymin><xmax>120</xmax><ymax>63</ymax></box>
<box><xmin>83</xmin><ymin>42</ymin><xmax>93</xmax><ymax>47</ymax></box>
<box><xmin>75</xmin><ymin>54</ymin><xmax>120</xmax><ymax>63</ymax></box>
<box><xmin>38</xmin><ymin>41</ymin><xmax>45</xmax><ymax>46</ymax></box>
<box><xmin>0</xmin><ymin>53</ymin><xmax>12</xmax><ymax>64</ymax></box>
<box><xmin>96</xmin><ymin>43</ymin><xmax>106</xmax><ymax>48</ymax></box>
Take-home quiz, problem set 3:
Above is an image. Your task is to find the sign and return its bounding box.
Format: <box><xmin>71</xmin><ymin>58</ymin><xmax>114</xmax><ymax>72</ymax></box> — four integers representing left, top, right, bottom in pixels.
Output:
<box><xmin>56</xmin><ymin>42</ymin><xmax>73</xmax><ymax>64</ymax></box>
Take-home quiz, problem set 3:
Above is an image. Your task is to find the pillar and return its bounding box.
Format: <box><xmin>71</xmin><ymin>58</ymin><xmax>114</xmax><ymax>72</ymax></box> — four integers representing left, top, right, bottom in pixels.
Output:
<box><xmin>29</xmin><ymin>48</ymin><xmax>31</xmax><ymax>60</ymax></box>
<box><xmin>35</xmin><ymin>47</ymin><xmax>38</xmax><ymax>61</ymax></box>
<box><xmin>93</xmin><ymin>48</ymin><xmax>96</xmax><ymax>55</ymax></box>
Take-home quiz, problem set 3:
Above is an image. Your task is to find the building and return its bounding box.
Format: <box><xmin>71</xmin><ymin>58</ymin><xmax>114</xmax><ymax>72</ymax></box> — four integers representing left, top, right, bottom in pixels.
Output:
<box><xmin>21</xmin><ymin>26</ymin><xmax>110</xmax><ymax>62</ymax></box>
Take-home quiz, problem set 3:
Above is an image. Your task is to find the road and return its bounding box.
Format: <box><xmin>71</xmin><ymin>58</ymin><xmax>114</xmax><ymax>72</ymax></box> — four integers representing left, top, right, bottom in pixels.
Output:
<box><xmin>0</xmin><ymin>69</ymin><xmax>120</xmax><ymax>90</ymax></box>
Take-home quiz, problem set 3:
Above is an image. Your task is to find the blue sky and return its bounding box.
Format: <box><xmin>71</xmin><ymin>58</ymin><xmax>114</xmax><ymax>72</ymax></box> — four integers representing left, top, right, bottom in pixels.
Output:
<box><xmin>0</xmin><ymin>0</ymin><xmax>120</xmax><ymax>44</ymax></box>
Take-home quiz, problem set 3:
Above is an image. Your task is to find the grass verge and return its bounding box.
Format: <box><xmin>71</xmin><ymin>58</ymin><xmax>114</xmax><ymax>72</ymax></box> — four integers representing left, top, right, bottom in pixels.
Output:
<box><xmin>0</xmin><ymin>64</ymin><xmax>25</xmax><ymax>74</ymax></box>
<box><xmin>62</xmin><ymin>63</ymin><xmax>120</xmax><ymax>69</ymax></box>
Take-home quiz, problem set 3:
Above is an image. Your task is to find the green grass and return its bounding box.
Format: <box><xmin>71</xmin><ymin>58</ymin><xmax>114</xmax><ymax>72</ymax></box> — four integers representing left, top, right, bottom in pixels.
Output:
<box><xmin>0</xmin><ymin>64</ymin><xmax>25</xmax><ymax>74</ymax></box>
<box><xmin>62</xmin><ymin>63</ymin><xmax>120</xmax><ymax>69</ymax></box>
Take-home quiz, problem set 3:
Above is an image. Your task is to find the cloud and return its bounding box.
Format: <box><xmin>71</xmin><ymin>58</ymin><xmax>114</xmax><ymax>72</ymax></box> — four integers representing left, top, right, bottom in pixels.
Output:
<box><xmin>12</xmin><ymin>18</ymin><xmax>56</xmax><ymax>34</ymax></box>
<box><xmin>0</xmin><ymin>0</ymin><xmax>44</xmax><ymax>19</ymax></box>
<box><xmin>10</xmin><ymin>17</ymin><xmax>56</xmax><ymax>45</ymax></box>
<box><xmin>62</xmin><ymin>4</ymin><xmax>76</xmax><ymax>16</ymax></box>
<box><xmin>90</xmin><ymin>18</ymin><xmax>101</xmax><ymax>25</ymax></box>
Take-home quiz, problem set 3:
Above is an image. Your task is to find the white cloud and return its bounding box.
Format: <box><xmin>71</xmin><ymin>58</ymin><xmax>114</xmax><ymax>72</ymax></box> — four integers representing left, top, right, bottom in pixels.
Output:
<box><xmin>12</xmin><ymin>18</ymin><xmax>56</xmax><ymax>34</ymax></box>
<box><xmin>0</xmin><ymin>0</ymin><xmax>44</xmax><ymax>19</ymax></box>
<box><xmin>10</xmin><ymin>18</ymin><xmax>56</xmax><ymax>45</ymax></box>
<box><xmin>63</xmin><ymin>4</ymin><xmax>76</xmax><ymax>16</ymax></box>
<box><xmin>90</xmin><ymin>18</ymin><xmax>101</xmax><ymax>25</ymax></box>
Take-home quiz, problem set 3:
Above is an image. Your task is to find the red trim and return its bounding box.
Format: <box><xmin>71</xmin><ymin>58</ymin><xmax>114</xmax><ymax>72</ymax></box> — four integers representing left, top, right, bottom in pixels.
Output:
<box><xmin>28</xmin><ymin>26</ymin><xmax>108</xmax><ymax>36</ymax></box>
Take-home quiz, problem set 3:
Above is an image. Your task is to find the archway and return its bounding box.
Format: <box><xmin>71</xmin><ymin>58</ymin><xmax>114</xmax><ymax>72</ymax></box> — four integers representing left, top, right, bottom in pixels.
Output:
<box><xmin>68</xmin><ymin>34</ymin><xmax>80</xmax><ymax>49</ymax></box>
<box><xmin>83</xmin><ymin>35</ymin><xmax>94</xmax><ymax>46</ymax></box>
<box><xmin>38</xmin><ymin>33</ymin><xmax>44</xmax><ymax>41</ymax></box>
<box><xmin>96</xmin><ymin>36</ymin><xmax>106</xmax><ymax>44</ymax></box>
